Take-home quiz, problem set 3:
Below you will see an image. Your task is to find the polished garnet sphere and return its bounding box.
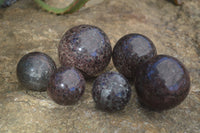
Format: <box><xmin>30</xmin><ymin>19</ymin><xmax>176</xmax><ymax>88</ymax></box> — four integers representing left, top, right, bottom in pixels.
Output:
<box><xmin>17</xmin><ymin>52</ymin><xmax>56</xmax><ymax>91</ymax></box>
<box><xmin>135</xmin><ymin>55</ymin><xmax>190</xmax><ymax>111</ymax></box>
<box><xmin>47</xmin><ymin>67</ymin><xmax>85</xmax><ymax>105</ymax></box>
<box><xmin>112</xmin><ymin>33</ymin><xmax>157</xmax><ymax>79</ymax></box>
<box><xmin>58</xmin><ymin>25</ymin><xmax>112</xmax><ymax>78</ymax></box>
<box><xmin>92</xmin><ymin>72</ymin><xmax>131</xmax><ymax>111</ymax></box>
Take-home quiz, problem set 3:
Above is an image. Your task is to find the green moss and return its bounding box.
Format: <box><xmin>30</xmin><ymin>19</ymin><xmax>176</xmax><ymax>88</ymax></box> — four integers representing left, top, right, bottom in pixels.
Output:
<box><xmin>34</xmin><ymin>0</ymin><xmax>89</xmax><ymax>14</ymax></box>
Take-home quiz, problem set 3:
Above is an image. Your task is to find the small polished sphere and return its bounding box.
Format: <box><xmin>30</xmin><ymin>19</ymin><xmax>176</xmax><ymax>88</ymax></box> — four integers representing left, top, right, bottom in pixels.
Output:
<box><xmin>112</xmin><ymin>33</ymin><xmax>157</xmax><ymax>79</ymax></box>
<box><xmin>17</xmin><ymin>52</ymin><xmax>56</xmax><ymax>91</ymax></box>
<box><xmin>47</xmin><ymin>67</ymin><xmax>85</xmax><ymax>105</ymax></box>
<box><xmin>135</xmin><ymin>55</ymin><xmax>190</xmax><ymax>111</ymax></box>
<box><xmin>92</xmin><ymin>72</ymin><xmax>131</xmax><ymax>111</ymax></box>
<box><xmin>58</xmin><ymin>25</ymin><xmax>112</xmax><ymax>78</ymax></box>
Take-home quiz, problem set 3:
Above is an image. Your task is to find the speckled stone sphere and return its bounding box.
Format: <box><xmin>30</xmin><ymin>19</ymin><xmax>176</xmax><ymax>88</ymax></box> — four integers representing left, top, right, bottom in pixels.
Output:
<box><xmin>112</xmin><ymin>33</ymin><xmax>157</xmax><ymax>79</ymax></box>
<box><xmin>47</xmin><ymin>67</ymin><xmax>85</xmax><ymax>105</ymax></box>
<box><xmin>135</xmin><ymin>55</ymin><xmax>190</xmax><ymax>111</ymax></box>
<box><xmin>92</xmin><ymin>72</ymin><xmax>131</xmax><ymax>111</ymax></box>
<box><xmin>58</xmin><ymin>25</ymin><xmax>112</xmax><ymax>77</ymax></box>
<box><xmin>17</xmin><ymin>52</ymin><xmax>56</xmax><ymax>91</ymax></box>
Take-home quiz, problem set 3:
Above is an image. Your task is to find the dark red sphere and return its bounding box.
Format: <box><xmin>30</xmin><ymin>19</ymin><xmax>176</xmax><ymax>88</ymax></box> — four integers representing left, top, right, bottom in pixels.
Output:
<box><xmin>92</xmin><ymin>72</ymin><xmax>131</xmax><ymax>111</ymax></box>
<box><xmin>112</xmin><ymin>33</ymin><xmax>157</xmax><ymax>79</ymax></box>
<box><xmin>58</xmin><ymin>25</ymin><xmax>112</xmax><ymax>77</ymax></box>
<box><xmin>17</xmin><ymin>52</ymin><xmax>56</xmax><ymax>91</ymax></box>
<box><xmin>47</xmin><ymin>67</ymin><xmax>85</xmax><ymax>105</ymax></box>
<box><xmin>135</xmin><ymin>55</ymin><xmax>190</xmax><ymax>111</ymax></box>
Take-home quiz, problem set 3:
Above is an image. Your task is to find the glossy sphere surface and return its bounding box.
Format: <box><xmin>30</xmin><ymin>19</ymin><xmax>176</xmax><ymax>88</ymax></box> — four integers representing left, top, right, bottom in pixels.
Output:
<box><xmin>59</xmin><ymin>25</ymin><xmax>112</xmax><ymax>77</ymax></box>
<box><xmin>135</xmin><ymin>55</ymin><xmax>190</xmax><ymax>111</ymax></box>
<box><xmin>92</xmin><ymin>72</ymin><xmax>131</xmax><ymax>111</ymax></box>
<box><xmin>47</xmin><ymin>67</ymin><xmax>85</xmax><ymax>105</ymax></box>
<box><xmin>17</xmin><ymin>52</ymin><xmax>56</xmax><ymax>91</ymax></box>
<box><xmin>113</xmin><ymin>33</ymin><xmax>157</xmax><ymax>79</ymax></box>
